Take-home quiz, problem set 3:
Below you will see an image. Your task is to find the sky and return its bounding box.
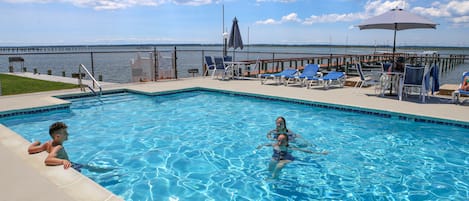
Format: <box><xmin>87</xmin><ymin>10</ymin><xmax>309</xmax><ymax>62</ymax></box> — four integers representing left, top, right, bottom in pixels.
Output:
<box><xmin>0</xmin><ymin>0</ymin><xmax>468</xmax><ymax>47</ymax></box>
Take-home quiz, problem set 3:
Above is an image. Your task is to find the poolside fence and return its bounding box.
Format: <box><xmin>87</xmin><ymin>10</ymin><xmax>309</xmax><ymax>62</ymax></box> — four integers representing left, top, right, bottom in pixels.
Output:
<box><xmin>0</xmin><ymin>46</ymin><xmax>467</xmax><ymax>84</ymax></box>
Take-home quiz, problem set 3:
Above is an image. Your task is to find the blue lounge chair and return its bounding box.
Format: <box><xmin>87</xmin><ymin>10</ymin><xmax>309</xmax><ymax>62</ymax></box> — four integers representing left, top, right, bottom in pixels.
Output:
<box><xmin>307</xmin><ymin>71</ymin><xmax>346</xmax><ymax>89</ymax></box>
<box><xmin>283</xmin><ymin>64</ymin><xmax>321</xmax><ymax>87</ymax></box>
<box><xmin>259</xmin><ymin>69</ymin><xmax>297</xmax><ymax>85</ymax></box>
<box><xmin>452</xmin><ymin>71</ymin><xmax>469</xmax><ymax>104</ymax></box>
<box><xmin>212</xmin><ymin>56</ymin><xmax>229</xmax><ymax>80</ymax></box>
<box><xmin>204</xmin><ymin>56</ymin><xmax>216</xmax><ymax>77</ymax></box>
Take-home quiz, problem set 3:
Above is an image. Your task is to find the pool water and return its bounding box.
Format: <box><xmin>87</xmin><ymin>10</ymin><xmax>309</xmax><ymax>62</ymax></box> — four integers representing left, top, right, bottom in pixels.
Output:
<box><xmin>1</xmin><ymin>91</ymin><xmax>468</xmax><ymax>200</ymax></box>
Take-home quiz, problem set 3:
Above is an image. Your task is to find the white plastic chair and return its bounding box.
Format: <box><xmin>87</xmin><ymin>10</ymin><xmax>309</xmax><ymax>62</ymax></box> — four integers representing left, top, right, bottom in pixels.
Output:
<box><xmin>399</xmin><ymin>65</ymin><xmax>428</xmax><ymax>103</ymax></box>
<box><xmin>354</xmin><ymin>63</ymin><xmax>381</xmax><ymax>94</ymax></box>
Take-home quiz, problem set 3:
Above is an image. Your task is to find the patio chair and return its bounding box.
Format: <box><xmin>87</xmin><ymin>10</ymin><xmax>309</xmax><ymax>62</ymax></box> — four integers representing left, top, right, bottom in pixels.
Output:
<box><xmin>283</xmin><ymin>64</ymin><xmax>321</xmax><ymax>87</ymax></box>
<box><xmin>204</xmin><ymin>56</ymin><xmax>216</xmax><ymax>77</ymax></box>
<box><xmin>399</xmin><ymin>65</ymin><xmax>428</xmax><ymax>103</ymax></box>
<box><xmin>212</xmin><ymin>56</ymin><xmax>229</xmax><ymax>80</ymax></box>
<box><xmin>452</xmin><ymin>71</ymin><xmax>469</xmax><ymax>104</ymax></box>
<box><xmin>354</xmin><ymin>63</ymin><xmax>381</xmax><ymax>89</ymax></box>
<box><xmin>354</xmin><ymin>63</ymin><xmax>384</xmax><ymax>95</ymax></box>
<box><xmin>307</xmin><ymin>71</ymin><xmax>346</xmax><ymax>89</ymax></box>
<box><xmin>259</xmin><ymin>69</ymin><xmax>297</xmax><ymax>85</ymax></box>
<box><xmin>224</xmin><ymin>56</ymin><xmax>232</xmax><ymax>62</ymax></box>
<box><xmin>248</xmin><ymin>57</ymin><xmax>261</xmax><ymax>76</ymax></box>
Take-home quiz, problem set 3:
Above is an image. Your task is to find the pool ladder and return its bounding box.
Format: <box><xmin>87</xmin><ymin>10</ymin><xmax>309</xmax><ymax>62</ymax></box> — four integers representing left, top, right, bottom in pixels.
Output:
<box><xmin>78</xmin><ymin>64</ymin><xmax>102</xmax><ymax>96</ymax></box>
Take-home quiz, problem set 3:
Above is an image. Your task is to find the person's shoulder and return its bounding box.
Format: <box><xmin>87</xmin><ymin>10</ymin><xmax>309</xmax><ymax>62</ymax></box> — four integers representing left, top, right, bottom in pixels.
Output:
<box><xmin>50</xmin><ymin>144</ymin><xmax>64</xmax><ymax>151</ymax></box>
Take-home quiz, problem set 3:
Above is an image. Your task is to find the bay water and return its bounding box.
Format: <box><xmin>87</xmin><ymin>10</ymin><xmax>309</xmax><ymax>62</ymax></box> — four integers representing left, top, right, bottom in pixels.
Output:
<box><xmin>0</xmin><ymin>45</ymin><xmax>467</xmax><ymax>84</ymax></box>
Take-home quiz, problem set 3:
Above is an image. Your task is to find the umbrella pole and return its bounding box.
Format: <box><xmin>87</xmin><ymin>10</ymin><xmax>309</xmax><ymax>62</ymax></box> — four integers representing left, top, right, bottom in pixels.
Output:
<box><xmin>392</xmin><ymin>23</ymin><xmax>397</xmax><ymax>62</ymax></box>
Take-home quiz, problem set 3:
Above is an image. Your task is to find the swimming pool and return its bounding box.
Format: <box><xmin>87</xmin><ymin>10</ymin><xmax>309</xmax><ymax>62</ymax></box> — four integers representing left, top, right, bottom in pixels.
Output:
<box><xmin>1</xmin><ymin>90</ymin><xmax>468</xmax><ymax>200</ymax></box>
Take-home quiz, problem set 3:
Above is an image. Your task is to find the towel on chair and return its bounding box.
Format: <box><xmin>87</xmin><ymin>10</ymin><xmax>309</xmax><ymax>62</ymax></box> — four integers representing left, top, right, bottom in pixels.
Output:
<box><xmin>425</xmin><ymin>64</ymin><xmax>440</xmax><ymax>95</ymax></box>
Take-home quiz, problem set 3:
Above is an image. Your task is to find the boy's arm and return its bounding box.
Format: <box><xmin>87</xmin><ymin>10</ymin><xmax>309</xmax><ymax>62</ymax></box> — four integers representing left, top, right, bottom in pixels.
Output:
<box><xmin>45</xmin><ymin>145</ymin><xmax>71</xmax><ymax>169</ymax></box>
<box><xmin>28</xmin><ymin>141</ymin><xmax>47</xmax><ymax>154</ymax></box>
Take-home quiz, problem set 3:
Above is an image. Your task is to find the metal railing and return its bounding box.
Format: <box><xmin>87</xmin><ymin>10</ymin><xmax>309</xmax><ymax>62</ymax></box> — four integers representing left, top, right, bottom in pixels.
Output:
<box><xmin>78</xmin><ymin>64</ymin><xmax>102</xmax><ymax>96</ymax></box>
<box><xmin>1</xmin><ymin>46</ymin><xmax>467</xmax><ymax>84</ymax></box>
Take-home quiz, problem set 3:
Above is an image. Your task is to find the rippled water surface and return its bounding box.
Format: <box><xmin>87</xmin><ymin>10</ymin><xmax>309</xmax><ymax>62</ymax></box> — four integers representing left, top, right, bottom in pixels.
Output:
<box><xmin>1</xmin><ymin>91</ymin><xmax>468</xmax><ymax>200</ymax></box>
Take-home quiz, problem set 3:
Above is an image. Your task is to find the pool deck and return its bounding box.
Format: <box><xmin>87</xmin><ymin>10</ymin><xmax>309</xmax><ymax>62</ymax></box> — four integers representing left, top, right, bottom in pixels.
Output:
<box><xmin>1</xmin><ymin>74</ymin><xmax>468</xmax><ymax>201</ymax></box>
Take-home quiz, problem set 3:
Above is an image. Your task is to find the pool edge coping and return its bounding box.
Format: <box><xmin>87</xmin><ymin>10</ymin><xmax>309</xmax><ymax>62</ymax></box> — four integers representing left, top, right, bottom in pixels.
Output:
<box><xmin>1</xmin><ymin>84</ymin><xmax>468</xmax><ymax>201</ymax></box>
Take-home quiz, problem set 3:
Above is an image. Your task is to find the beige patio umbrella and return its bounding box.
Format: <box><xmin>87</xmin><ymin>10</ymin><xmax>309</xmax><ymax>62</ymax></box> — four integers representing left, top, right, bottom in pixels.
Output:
<box><xmin>358</xmin><ymin>8</ymin><xmax>438</xmax><ymax>61</ymax></box>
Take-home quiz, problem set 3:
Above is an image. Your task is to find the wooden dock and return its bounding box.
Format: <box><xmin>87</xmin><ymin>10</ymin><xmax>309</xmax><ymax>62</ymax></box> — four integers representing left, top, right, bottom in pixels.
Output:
<box><xmin>203</xmin><ymin>52</ymin><xmax>467</xmax><ymax>81</ymax></box>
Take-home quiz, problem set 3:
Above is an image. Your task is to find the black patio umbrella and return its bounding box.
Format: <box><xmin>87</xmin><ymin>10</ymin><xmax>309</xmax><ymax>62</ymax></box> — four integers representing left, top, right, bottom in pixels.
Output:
<box><xmin>228</xmin><ymin>17</ymin><xmax>243</xmax><ymax>59</ymax></box>
<box><xmin>358</xmin><ymin>8</ymin><xmax>437</xmax><ymax>60</ymax></box>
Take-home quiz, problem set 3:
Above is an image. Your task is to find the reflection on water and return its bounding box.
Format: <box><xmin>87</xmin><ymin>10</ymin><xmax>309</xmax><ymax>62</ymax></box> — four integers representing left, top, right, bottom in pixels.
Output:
<box><xmin>1</xmin><ymin>91</ymin><xmax>468</xmax><ymax>200</ymax></box>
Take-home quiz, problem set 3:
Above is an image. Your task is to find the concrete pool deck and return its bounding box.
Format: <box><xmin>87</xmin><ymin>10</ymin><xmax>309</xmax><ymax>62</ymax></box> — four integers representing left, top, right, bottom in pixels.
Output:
<box><xmin>1</xmin><ymin>75</ymin><xmax>468</xmax><ymax>201</ymax></box>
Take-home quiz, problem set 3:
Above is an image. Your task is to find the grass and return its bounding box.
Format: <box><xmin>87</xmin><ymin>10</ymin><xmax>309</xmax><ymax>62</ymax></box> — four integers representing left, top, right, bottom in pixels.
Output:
<box><xmin>0</xmin><ymin>74</ymin><xmax>79</xmax><ymax>96</ymax></box>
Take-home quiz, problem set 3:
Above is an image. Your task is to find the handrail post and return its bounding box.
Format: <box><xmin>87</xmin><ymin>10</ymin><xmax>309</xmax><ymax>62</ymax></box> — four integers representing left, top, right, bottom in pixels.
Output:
<box><xmin>78</xmin><ymin>66</ymin><xmax>84</xmax><ymax>92</ymax></box>
<box><xmin>78</xmin><ymin>64</ymin><xmax>102</xmax><ymax>96</ymax></box>
<box><xmin>173</xmin><ymin>46</ymin><xmax>178</xmax><ymax>79</ymax></box>
<box><xmin>153</xmin><ymin>47</ymin><xmax>158</xmax><ymax>81</ymax></box>
<box><xmin>90</xmin><ymin>52</ymin><xmax>95</xmax><ymax>88</ymax></box>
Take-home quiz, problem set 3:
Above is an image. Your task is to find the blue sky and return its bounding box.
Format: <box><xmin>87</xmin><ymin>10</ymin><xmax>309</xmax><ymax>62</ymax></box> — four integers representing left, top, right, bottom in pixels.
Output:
<box><xmin>0</xmin><ymin>0</ymin><xmax>468</xmax><ymax>46</ymax></box>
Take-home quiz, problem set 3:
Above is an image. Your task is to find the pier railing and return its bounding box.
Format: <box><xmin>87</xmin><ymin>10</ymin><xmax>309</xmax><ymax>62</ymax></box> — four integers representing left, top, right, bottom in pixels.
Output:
<box><xmin>0</xmin><ymin>46</ymin><xmax>467</xmax><ymax>83</ymax></box>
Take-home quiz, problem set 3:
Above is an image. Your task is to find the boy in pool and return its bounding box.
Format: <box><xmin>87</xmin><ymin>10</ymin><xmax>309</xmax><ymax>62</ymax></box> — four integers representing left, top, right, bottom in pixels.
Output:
<box><xmin>257</xmin><ymin>133</ymin><xmax>328</xmax><ymax>179</ymax></box>
<box><xmin>28</xmin><ymin>122</ymin><xmax>80</xmax><ymax>170</ymax></box>
<box><xmin>266</xmin><ymin>116</ymin><xmax>312</xmax><ymax>147</ymax></box>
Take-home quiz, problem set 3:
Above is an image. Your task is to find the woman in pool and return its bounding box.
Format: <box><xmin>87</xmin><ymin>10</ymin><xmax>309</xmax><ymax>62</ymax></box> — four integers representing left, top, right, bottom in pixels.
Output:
<box><xmin>266</xmin><ymin>116</ymin><xmax>312</xmax><ymax>147</ymax></box>
<box><xmin>257</xmin><ymin>133</ymin><xmax>328</xmax><ymax>179</ymax></box>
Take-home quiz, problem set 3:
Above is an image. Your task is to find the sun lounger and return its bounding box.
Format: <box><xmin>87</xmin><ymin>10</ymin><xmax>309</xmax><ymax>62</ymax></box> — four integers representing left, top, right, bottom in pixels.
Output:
<box><xmin>283</xmin><ymin>64</ymin><xmax>321</xmax><ymax>87</ymax></box>
<box><xmin>452</xmin><ymin>71</ymin><xmax>469</xmax><ymax>104</ymax></box>
<box><xmin>213</xmin><ymin>56</ymin><xmax>230</xmax><ymax>80</ymax></box>
<box><xmin>307</xmin><ymin>71</ymin><xmax>346</xmax><ymax>89</ymax></box>
<box><xmin>354</xmin><ymin>63</ymin><xmax>381</xmax><ymax>89</ymax></box>
<box><xmin>204</xmin><ymin>56</ymin><xmax>216</xmax><ymax>77</ymax></box>
<box><xmin>259</xmin><ymin>69</ymin><xmax>297</xmax><ymax>85</ymax></box>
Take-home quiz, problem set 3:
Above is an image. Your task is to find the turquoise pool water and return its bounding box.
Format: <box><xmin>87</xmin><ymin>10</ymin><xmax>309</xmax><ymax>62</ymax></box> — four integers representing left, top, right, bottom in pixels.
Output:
<box><xmin>1</xmin><ymin>90</ymin><xmax>468</xmax><ymax>200</ymax></box>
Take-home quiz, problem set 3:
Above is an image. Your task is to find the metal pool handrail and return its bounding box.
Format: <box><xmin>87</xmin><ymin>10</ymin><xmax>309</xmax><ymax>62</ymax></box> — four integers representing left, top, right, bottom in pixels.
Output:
<box><xmin>78</xmin><ymin>64</ymin><xmax>102</xmax><ymax>96</ymax></box>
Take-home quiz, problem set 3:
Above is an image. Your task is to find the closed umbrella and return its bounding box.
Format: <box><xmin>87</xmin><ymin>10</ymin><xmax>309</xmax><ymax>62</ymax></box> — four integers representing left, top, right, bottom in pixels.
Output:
<box><xmin>228</xmin><ymin>17</ymin><xmax>243</xmax><ymax>58</ymax></box>
<box><xmin>358</xmin><ymin>8</ymin><xmax>437</xmax><ymax>60</ymax></box>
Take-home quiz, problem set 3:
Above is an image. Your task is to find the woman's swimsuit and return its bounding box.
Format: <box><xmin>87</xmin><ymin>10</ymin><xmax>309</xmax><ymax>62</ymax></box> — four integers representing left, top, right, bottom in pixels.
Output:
<box><xmin>272</xmin><ymin>148</ymin><xmax>294</xmax><ymax>161</ymax></box>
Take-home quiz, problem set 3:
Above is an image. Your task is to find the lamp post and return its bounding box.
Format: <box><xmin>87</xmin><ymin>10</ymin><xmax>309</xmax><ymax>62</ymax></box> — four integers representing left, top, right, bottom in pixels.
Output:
<box><xmin>223</xmin><ymin>32</ymin><xmax>228</xmax><ymax>57</ymax></box>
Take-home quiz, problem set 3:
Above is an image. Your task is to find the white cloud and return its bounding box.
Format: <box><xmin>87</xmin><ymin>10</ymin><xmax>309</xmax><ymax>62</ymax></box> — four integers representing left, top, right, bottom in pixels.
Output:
<box><xmin>0</xmin><ymin>0</ymin><xmax>212</xmax><ymax>10</ymax></box>
<box><xmin>172</xmin><ymin>0</ymin><xmax>212</xmax><ymax>6</ymax></box>
<box><xmin>451</xmin><ymin>16</ymin><xmax>469</xmax><ymax>23</ymax></box>
<box><xmin>256</xmin><ymin>13</ymin><xmax>300</xmax><ymax>24</ymax></box>
<box><xmin>256</xmin><ymin>0</ymin><xmax>296</xmax><ymax>3</ymax></box>
<box><xmin>363</xmin><ymin>0</ymin><xmax>409</xmax><ymax>16</ymax></box>
<box><xmin>412</xmin><ymin>1</ymin><xmax>469</xmax><ymax>24</ymax></box>
<box><xmin>447</xmin><ymin>1</ymin><xmax>469</xmax><ymax>15</ymax></box>
<box><xmin>257</xmin><ymin>0</ymin><xmax>408</xmax><ymax>26</ymax></box>
<box><xmin>255</xmin><ymin>18</ymin><xmax>279</xmax><ymax>25</ymax></box>
<box><xmin>2</xmin><ymin>0</ymin><xmax>53</xmax><ymax>2</ymax></box>
<box><xmin>281</xmin><ymin>13</ymin><xmax>301</xmax><ymax>23</ymax></box>
<box><xmin>303</xmin><ymin>13</ymin><xmax>364</xmax><ymax>25</ymax></box>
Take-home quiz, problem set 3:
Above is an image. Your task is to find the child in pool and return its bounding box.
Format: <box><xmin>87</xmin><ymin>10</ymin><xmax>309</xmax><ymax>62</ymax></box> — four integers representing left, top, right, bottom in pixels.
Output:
<box><xmin>28</xmin><ymin>122</ymin><xmax>81</xmax><ymax>171</ymax></box>
<box><xmin>257</xmin><ymin>133</ymin><xmax>328</xmax><ymax>179</ymax></box>
<box><xmin>266</xmin><ymin>116</ymin><xmax>312</xmax><ymax>147</ymax></box>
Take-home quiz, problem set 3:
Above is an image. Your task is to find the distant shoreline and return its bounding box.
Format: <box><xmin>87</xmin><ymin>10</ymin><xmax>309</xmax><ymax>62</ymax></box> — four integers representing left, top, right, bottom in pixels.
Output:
<box><xmin>1</xmin><ymin>43</ymin><xmax>468</xmax><ymax>50</ymax></box>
